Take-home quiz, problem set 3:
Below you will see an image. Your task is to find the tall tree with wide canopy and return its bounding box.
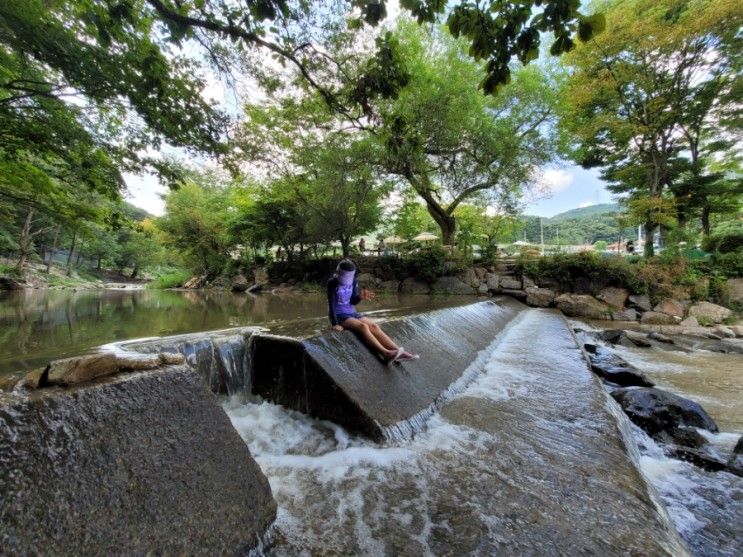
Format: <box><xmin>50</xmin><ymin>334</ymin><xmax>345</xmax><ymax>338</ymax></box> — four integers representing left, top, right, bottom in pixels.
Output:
<box><xmin>560</xmin><ymin>0</ymin><xmax>741</xmax><ymax>255</ymax></box>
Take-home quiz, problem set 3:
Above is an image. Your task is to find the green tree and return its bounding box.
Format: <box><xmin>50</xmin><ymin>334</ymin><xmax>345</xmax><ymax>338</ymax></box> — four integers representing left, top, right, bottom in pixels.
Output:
<box><xmin>157</xmin><ymin>175</ymin><xmax>232</xmax><ymax>275</ymax></box>
<box><xmin>560</xmin><ymin>0</ymin><xmax>741</xmax><ymax>255</ymax></box>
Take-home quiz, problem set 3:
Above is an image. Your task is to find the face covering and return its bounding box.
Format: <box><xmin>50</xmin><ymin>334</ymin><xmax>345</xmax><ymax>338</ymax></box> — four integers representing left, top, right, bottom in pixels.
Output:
<box><xmin>337</xmin><ymin>269</ymin><xmax>355</xmax><ymax>285</ymax></box>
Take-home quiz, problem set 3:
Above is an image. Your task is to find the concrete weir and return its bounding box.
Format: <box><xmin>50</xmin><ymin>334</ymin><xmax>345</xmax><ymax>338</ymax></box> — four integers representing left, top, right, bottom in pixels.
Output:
<box><xmin>251</xmin><ymin>298</ymin><xmax>527</xmax><ymax>440</ymax></box>
<box><xmin>0</xmin><ymin>366</ymin><xmax>276</xmax><ymax>555</ymax></box>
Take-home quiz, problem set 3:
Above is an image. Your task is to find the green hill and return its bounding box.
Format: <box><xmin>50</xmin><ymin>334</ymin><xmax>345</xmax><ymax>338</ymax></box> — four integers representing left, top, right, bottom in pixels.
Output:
<box><xmin>510</xmin><ymin>203</ymin><xmax>634</xmax><ymax>245</ymax></box>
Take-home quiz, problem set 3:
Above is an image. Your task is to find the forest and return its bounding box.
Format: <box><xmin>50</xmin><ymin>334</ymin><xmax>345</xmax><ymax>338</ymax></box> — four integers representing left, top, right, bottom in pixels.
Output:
<box><xmin>1</xmin><ymin>0</ymin><xmax>741</xmax><ymax>284</ymax></box>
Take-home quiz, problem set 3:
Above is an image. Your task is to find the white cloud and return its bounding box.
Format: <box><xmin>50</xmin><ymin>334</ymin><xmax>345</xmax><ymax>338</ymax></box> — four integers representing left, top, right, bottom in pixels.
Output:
<box><xmin>539</xmin><ymin>169</ymin><xmax>574</xmax><ymax>193</ymax></box>
<box><xmin>123</xmin><ymin>172</ymin><xmax>166</xmax><ymax>216</ymax></box>
<box><xmin>578</xmin><ymin>201</ymin><xmax>597</xmax><ymax>208</ymax></box>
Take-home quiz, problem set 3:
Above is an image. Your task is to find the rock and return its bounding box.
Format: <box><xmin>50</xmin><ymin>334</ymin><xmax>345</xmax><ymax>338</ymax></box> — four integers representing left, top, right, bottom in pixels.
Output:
<box><xmin>501</xmin><ymin>289</ymin><xmax>527</xmax><ymax>299</ymax></box>
<box><xmin>653</xmin><ymin>299</ymin><xmax>685</xmax><ymax>319</ymax></box>
<box><xmin>477</xmin><ymin>283</ymin><xmax>489</xmax><ymax>295</ymax></box>
<box><xmin>611</xmin><ymin>387</ymin><xmax>719</xmax><ymax>443</ymax></box>
<box><xmin>500</xmin><ymin>277</ymin><xmax>522</xmax><ymax>290</ymax></box>
<box><xmin>680</xmin><ymin>316</ymin><xmax>699</xmax><ymax>327</ymax></box>
<box><xmin>431</xmin><ymin>276</ymin><xmax>474</xmax><ymax>295</ymax></box>
<box><xmin>525</xmin><ymin>287</ymin><xmax>555</xmax><ymax>308</ymax></box>
<box><xmin>473</xmin><ymin>267</ymin><xmax>487</xmax><ymax>280</ymax></box>
<box><xmin>0</xmin><ymin>374</ymin><xmax>20</xmax><ymax>391</ymax></box>
<box><xmin>253</xmin><ymin>266</ymin><xmax>270</xmax><ymax>286</ymax></box>
<box><xmin>648</xmin><ymin>332</ymin><xmax>674</xmax><ymax>344</ymax></box>
<box><xmin>667</xmin><ymin>446</ymin><xmax>729</xmax><ymax>473</ymax></box>
<box><xmin>730</xmin><ymin>326</ymin><xmax>743</xmax><ymax>338</ymax></box>
<box><xmin>727</xmin><ymin>436</ymin><xmax>743</xmax><ymax>477</ymax></box>
<box><xmin>611</xmin><ymin>308</ymin><xmax>638</xmax><ymax>322</ymax></box>
<box><xmin>0</xmin><ymin>366</ymin><xmax>276</xmax><ymax>554</ymax></box>
<box><xmin>640</xmin><ymin>311</ymin><xmax>677</xmax><ymax>325</ymax></box>
<box><xmin>459</xmin><ymin>268</ymin><xmax>481</xmax><ymax>288</ymax></box>
<box><xmin>116</xmin><ymin>353</ymin><xmax>161</xmax><ymax>370</ymax></box>
<box><xmin>555</xmin><ymin>294</ymin><xmax>612</xmax><ymax>319</ymax></box>
<box><xmin>246</xmin><ymin>283</ymin><xmax>263</xmax><ymax>293</ymax></box>
<box><xmin>712</xmin><ymin>325</ymin><xmax>735</xmax><ymax>338</ymax></box>
<box><xmin>46</xmin><ymin>353</ymin><xmax>119</xmax><ymax>386</ymax></box>
<box><xmin>687</xmin><ymin>301</ymin><xmax>732</xmax><ymax>324</ymax></box>
<box><xmin>628</xmin><ymin>294</ymin><xmax>652</xmax><ymax>312</ymax></box>
<box><xmin>597</xmin><ymin>329</ymin><xmax>628</xmax><ymax>345</ymax></box>
<box><xmin>485</xmin><ymin>273</ymin><xmax>499</xmax><ymax>290</ymax></box>
<box><xmin>625</xmin><ymin>331</ymin><xmax>652</xmax><ymax>347</ymax></box>
<box><xmin>725</xmin><ymin>278</ymin><xmax>743</xmax><ymax>304</ymax></box>
<box><xmin>230</xmin><ymin>274</ymin><xmax>249</xmax><ymax>292</ymax></box>
<box><xmin>597</xmin><ymin>287</ymin><xmax>630</xmax><ymax>309</ymax></box>
<box><xmin>159</xmin><ymin>352</ymin><xmax>186</xmax><ymax>365</ymax></box>
<box><xmin>589</xmin><ymin>348</ymin><xmax>654</xmax><ymax>387</ymax></box>
<box><xmin>400</xmin><ymin>277</ymin><xmax>431</xmax><ymax>294</ymax></box>
<box><xmin>356</xmin><ymin>272</ymin><xmax>376</xmax><ymax>288</ymax></box>
<box><xmin>183</xmin><ymin>275</ymin><xmax>207</xmax><ymax>289</ymax></box>
<box><xmin>19</xmin><ymin>368</ymin><xmax>47</xmax><ymax>389</ymax></box>
<box><xmin>522</xmin><ymin>276</ymin><xmax>536</xmax><ymax>289</ymax></box>
<box><xmin>377</xmin><ymin>280</ymin><xmax>401</xmax><ymax>292</ymax></box>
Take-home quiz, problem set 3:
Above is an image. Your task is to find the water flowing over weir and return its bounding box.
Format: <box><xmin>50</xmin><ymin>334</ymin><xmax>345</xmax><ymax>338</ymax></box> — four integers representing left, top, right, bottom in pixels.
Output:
<box><xmin>105</xmin><ymin>299</ymin><xmax>694</xmax><ymax>555</ymax></box>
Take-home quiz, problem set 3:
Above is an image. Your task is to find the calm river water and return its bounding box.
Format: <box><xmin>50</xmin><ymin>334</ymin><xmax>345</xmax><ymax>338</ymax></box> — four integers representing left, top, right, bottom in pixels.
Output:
<box><xmin>0</xmin><ymin>288</ymin><xmax>471</xmax><ymax>376</ymax></box>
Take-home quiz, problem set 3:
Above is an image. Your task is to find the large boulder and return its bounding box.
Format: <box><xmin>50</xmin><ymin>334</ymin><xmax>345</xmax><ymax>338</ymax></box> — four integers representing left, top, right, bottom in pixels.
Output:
<box><xmin>500</xmin><ymin>277</ymin><xmax>522</xmax><ymax>290</ymax></box>
<box><xmin>555</xmin><ymin>294</ymin><xmax>611</xmax><ymax>319</ymax></box>
<box><xmin>525</xmin><ymin>287</ymin><xmax>555</xmax><ymax>308</ymax></box>
<box><xmin>640</xmin><ymin>311</ymin><xmax>677</xmax><ymax>325</ymax></box>
<box><xmin>484</xmin><ymin>273</ymin><xmax>499</xmax><ymax>291</ymax></box>
<box><xmin>628</xmin><ymin>294</ymin><xmax>652</xmax><ymax>312</ymax></box>
<box><xmin>253</xmin><ymin>266</ymin><xmax>270</xmax><ymax>286</ymax></box>
<box><xmin>400</xmin><ymin>277</ymin><xmax>431</xmax><ymax>294</ymax></box>
<box><xmin>597</xmin><ymin>287</ymin><xmax>630</xmax><ymax>309</ymax></box>
<box><xmin>377</xmin><ymin>280</ymin><xmax>401</xmax><ymax>292</ymax></box>
<box><xmin>588</xmin><ymin>348</ymin><xmax>654</xmax><ymax>387</ymax></box>
<box><xmin>612</xmin><ymin>308</ymin><xmax>638</xmax><ymax>322</ymax></box>
<box><xmin>356</xmin><ymin>272</ymin><xmax>377</xmax><ymax>288</ymax></box>
<box><xmin>231</xmin><ymin>274</ymin><xmax>249</xmax><ymax>292</ymax></box>
<box><xmin>431</xmin><ymin>276</ymin><xmax>474</xmax><ymax>295</ymax></box>
<box><xmin>0</xmin><ymin>367</ymin><xmax>276</xmax><ymax>554</ymax></box>
<box><xmin>611</xmin><ymin>387</ymin><xmax>718</xmax><ymax>444</ymax></box>
<box><xmin>687</xmin><ymin>301</ymin><xmax>733</xmax><ymax>324</ymax></box>
<box><xmin>653</xmin><ymin>299</ymin><xmax>685</xmax><ymax>319</ymax></box>
<box><xmin>459</xmin><ymin>268</ymin><xmax>480</xmax><ymax>288</ymax></box>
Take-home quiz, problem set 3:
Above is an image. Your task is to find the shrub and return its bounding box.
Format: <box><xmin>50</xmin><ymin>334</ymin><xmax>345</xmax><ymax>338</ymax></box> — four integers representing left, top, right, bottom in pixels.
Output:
<box><xmin>407</xmin><ymin>246</ymin><xmax>448</xmax><ymax>284</ymax></box>
<box><xmin>148</xmin><ymin>269</ymin><xmax>191</xmax><ymax>289</ymax></box>
<box><xmin>702</xmin><ymin>230</ymin><xmax>743</xmax><ymax>254</ymax></box>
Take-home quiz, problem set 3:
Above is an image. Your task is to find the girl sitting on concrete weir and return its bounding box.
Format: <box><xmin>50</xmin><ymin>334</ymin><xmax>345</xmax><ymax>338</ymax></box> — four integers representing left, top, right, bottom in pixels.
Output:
<box><xmin>327</xmin><ymin>259</ymin><xmax>418</xmax><ymax>364</ymax></box>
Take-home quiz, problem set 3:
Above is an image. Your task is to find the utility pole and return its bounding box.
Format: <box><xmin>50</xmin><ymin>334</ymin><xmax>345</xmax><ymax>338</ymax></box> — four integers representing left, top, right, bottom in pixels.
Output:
<box><xmin>540</xmin><ymin>218</ymin><xmax>544</xmax><ymax>255</ymax></box>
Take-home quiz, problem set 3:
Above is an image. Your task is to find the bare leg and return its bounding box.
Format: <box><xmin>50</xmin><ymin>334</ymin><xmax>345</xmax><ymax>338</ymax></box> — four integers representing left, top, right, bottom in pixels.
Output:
<box><xmin>341</xmin><ymin>318</ymin><xmax>396</xmax><ymax>357</ymax></box>
<box><xmin>359</xmin><ymin>317</ymin><xmax>398</xmax><ymax>351</ymax></box>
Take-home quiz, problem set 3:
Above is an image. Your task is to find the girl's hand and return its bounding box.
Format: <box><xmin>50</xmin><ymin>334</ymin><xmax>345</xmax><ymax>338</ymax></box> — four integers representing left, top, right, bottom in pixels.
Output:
<box><xmin>360</xmin><ymin>288</ymin><xmax>376</xmax><ymax>301</ymax></box>
<box><xmin>332</xmin><ymin>325</ymin><xmax>344</xmax><ymax>332</ymax></box>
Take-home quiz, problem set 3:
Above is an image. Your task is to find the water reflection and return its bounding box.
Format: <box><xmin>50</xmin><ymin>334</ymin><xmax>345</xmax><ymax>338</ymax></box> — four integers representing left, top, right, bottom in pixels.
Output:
<box><xmin>0</xmin><ymin>288</ymin><xmax>471</xmax><ymax>375</ymax></box>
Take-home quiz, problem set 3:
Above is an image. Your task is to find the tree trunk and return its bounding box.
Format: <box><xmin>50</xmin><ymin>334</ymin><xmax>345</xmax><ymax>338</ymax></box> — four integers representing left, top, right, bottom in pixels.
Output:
<box><xmin>427</xmin><ymin>207</ymin><xmax>457</xmax><ymax>246</ymax></box>
<box><xmin>643</xmin><ymin>222</ymin><xmax>654</xmax><ymax>257</ymax></box>
<box><xmin>340</xmin><ymin>237</ymin><xmax>350</xmax><ymax>258</ymax></box>
<box><xmin>97</xmin><ymin>254</ymin><xmax>102</xmax><ymax>270</ymax></box>
<box><xmin>701</xmin><ymin>205</ymin><xmax>711</xmax><ymax>237</ymax></box>
<box><xmin>66</xmin><ymin>232</ymin><xmax>77</xmax><ymax>276</ymax></box>
<box><xmin>16</xmin><ymin>208</ymin><xmax>34</xmax><ymax>274</ymax></box>
<box><xmin>130</xmin><ymin>265</ymin><xmax>139</xmax><ymax>279</ymax></box>
<box><xmin>46</xmin><ymin>226</ymin><xmax>59</xmax><ymax>273</ymax></box>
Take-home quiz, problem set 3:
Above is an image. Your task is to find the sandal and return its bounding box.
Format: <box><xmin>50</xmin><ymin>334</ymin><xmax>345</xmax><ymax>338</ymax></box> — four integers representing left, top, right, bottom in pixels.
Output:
<box><xmin>386</xmin><ymin>347</ymin><xmax>404</xmax><ymax>365</ymax></box>
<box><xmin>396</xmin><ymin>351</ymin><xmax>420</xmax><ymax>362</ymax></box>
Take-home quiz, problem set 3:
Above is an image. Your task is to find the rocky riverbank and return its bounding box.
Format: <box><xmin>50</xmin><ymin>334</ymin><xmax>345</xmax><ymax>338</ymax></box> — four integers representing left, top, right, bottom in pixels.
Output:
<box><xmin>188</xmin><ymin>257</ymin><xmax>743</xmax><ymax>334</ymax></box>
